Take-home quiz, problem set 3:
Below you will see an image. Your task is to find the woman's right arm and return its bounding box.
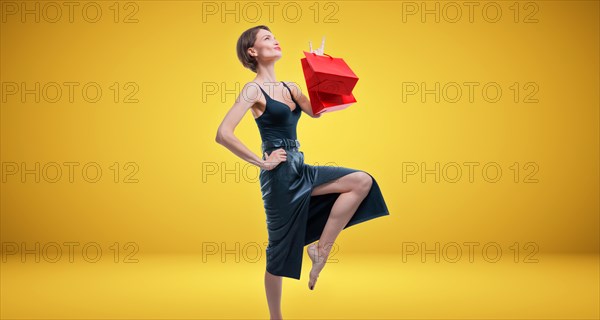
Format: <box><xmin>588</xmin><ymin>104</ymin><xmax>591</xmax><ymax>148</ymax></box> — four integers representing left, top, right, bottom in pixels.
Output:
<box><xmin>215</xmin><ymin>82</ymin><xmax>267</xmax><ymax>170</ymax></box>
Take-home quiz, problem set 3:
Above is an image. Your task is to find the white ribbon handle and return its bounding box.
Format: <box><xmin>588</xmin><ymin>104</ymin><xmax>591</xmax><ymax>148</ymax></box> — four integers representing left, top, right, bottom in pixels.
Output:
<box><xmin>309</xmin><ymin>36</ymin><xmax>326</xmax><ymax>56</ymax></box>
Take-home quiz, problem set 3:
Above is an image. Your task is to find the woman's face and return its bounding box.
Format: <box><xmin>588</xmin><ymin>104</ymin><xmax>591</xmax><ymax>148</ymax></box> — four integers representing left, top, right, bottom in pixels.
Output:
<box><xmin>248</xmin><ymin>29</ymin><xmax>282</xmax><ymax>63</ymax></box>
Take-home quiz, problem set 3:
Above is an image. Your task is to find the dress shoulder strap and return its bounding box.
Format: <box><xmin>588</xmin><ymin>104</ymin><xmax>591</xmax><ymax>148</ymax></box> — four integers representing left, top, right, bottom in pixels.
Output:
<box><xmin>253</xmin><ymin>81</ymin><xmax>271</xmax><ymax>101</ymax></box>
<box><xmin>281</xmin><ymin>81</ymin><xmax>296</xmax><ymax>99</ymax></box>
<box><xmin>280</xmin><ymin>81</ymin><xmax>300</xmax><ymax>110</ymax></box>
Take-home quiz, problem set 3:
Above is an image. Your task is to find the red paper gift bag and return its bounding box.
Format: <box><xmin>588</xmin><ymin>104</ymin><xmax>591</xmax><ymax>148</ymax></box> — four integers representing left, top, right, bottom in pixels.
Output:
<box><xmin>306</xmin><ymin>88</ymin><xmax>357</xmax><ymax>115</ymax></box>
<box><xmin>301</xmin><ymin>51</ymin><xmax>359</xmax><ymax>96</ymax></box>
<box><xmin>301</xmin><ymin>50</ymin><xmax>359</xmax><ymax>114</ymax></box>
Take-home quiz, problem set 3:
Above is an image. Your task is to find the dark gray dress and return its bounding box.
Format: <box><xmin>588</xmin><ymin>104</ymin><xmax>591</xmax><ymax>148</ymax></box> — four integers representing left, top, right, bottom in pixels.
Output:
<box><xmin>255</xmin><ymin>81</ymin><xmax>390</xmax><ymax>280</ymax></box>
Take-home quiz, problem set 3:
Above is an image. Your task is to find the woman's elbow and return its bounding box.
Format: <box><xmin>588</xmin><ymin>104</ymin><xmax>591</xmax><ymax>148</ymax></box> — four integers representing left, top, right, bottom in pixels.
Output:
<box><xmin>215</xmin><ymin>129</ymin><xmax>232</xmax><ymax>145</ymax></box>
<box><xmin>215</xmin><ymin>130</ymin><xmax>225</xmax><ymax>145</ymax></box>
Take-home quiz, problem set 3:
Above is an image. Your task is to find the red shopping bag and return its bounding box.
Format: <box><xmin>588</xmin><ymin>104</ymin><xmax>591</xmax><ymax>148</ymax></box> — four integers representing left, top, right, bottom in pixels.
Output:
<box><xmin>300</xmin><ymin>51</ymin><xmax>359</xmax><ymax>114</ymax></box>
<box><xmin>306</xmin><ymin>88</ymin><xmax>357</xmax><ymax>115</ymax></box>
<box><xmin>301</xmin><ymin>51</ymin><xmax>358</xmax><ymax>95</ymax></box>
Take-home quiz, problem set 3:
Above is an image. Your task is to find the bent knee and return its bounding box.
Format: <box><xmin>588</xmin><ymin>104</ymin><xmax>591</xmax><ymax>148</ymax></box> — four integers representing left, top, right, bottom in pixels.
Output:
<box><xmin>354</xmin><ymin>171</ymin><xmax>372</xmax><ymax>194</ymax></box>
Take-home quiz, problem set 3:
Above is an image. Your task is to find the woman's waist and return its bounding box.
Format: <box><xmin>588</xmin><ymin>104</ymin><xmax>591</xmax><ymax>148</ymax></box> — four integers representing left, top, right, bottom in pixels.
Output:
<box><xmin>261</xmin><ymin>138</ymin><xmax>301</xmax><ymax>153</ymax></box>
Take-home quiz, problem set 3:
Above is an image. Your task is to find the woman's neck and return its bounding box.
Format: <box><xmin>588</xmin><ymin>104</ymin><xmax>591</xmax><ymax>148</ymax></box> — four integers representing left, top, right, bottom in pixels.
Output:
<box><xmin>255</xmin><ymin>63</ymin><xmax>277</xmax><ymax>84</ymax></box>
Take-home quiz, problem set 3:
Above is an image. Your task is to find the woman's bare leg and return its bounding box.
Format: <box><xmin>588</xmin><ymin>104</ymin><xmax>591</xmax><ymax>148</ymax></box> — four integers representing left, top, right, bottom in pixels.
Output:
<box><xmin>307</xmin><ymin>171</ymin><xmax>373</xmax><ymax>289</ymax></box>
<box><xmin>264</xmin><ymin>270</ymin><xmax>283</xmax><ymax>319</ymax></box>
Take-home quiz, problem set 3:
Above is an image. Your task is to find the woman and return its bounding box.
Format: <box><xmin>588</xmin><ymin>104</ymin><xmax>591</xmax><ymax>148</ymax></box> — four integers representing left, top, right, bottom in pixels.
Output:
<box><xmin>215</xmin><ymin>25</ymin><xmax>390</xmax><ymax>318</ymax></box>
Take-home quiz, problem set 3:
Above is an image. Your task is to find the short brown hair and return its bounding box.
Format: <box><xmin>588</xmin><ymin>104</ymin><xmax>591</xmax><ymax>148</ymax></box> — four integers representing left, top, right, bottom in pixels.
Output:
<box><xmin>236</xmin><ymin>25</ymin><xmax>271</xmax><ymax>73</ymax></box>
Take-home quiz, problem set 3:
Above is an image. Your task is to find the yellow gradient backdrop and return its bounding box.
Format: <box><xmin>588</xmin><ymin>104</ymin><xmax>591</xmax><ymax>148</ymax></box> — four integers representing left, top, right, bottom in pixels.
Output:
<box><xmin>1</xmin><ymin>1</ymin><xmax>598</xmax><ymax>258</ymax></box>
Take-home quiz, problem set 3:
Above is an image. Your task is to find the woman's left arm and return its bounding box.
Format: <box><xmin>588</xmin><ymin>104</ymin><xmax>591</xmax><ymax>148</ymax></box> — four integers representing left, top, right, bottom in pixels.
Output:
<box><xmin>285</xmin><ymin>81</ymin><xmax>321</xmax><ymax>118</ymax></box>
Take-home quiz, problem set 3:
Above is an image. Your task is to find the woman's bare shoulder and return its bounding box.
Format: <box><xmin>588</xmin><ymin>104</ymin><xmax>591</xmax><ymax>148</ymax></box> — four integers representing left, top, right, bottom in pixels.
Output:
<box><xmin>242</xmin><ymin>81</ymin><xmax>261</xmax><ymax>92</ymax></box>
<box><xmin>239</xmin><ymin>81</ymin><xmax>262</xmax><ymax>103</ymax></box>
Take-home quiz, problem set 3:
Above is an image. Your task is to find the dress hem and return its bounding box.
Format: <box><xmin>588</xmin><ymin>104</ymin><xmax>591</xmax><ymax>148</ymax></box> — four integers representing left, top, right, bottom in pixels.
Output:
<box><xmin>266</xmin><ymin>209</ymin><xmax>391</xmax><ymax>280</ymax></box>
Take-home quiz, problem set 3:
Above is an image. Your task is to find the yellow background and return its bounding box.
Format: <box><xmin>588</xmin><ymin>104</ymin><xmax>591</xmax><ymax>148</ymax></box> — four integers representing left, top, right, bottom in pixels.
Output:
<box><xmin>1</xmin><ymin>1</ymin><xmax>598</xmax><ymax>319</ymax></box>
<box><xmin>1</xmin><ymin>0</ymin><xmax>597</xmax><ymax>254</ymax></box>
